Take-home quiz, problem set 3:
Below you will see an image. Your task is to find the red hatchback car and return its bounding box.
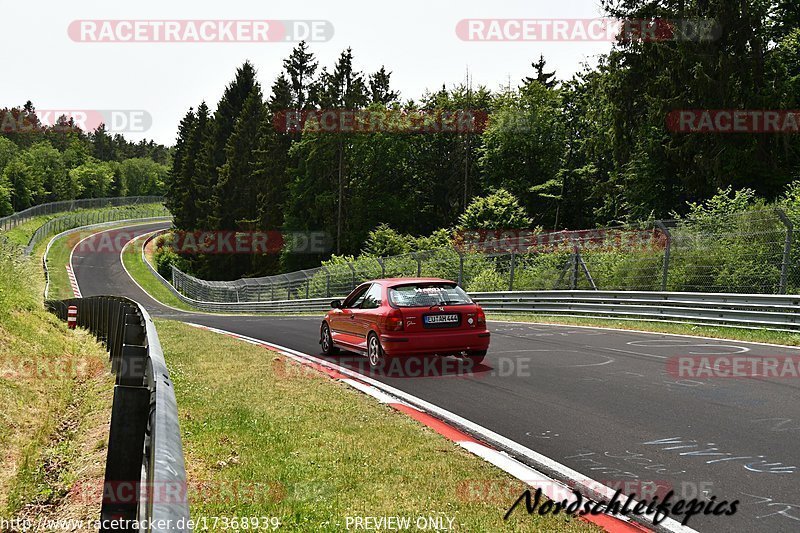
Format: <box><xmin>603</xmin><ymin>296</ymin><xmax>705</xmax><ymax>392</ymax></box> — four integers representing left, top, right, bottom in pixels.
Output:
<box><xmin>319</xmin><ymin>278</ymin><xmax>491</xmax><ymax>368</ymax></box>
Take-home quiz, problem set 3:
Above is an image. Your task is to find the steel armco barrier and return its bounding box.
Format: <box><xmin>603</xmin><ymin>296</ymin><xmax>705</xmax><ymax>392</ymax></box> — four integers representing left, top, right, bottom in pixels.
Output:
<box><xmin>469</xmin><ymin>290</ymin><xmax>800</xmax><ymax>331</ymax></box>
<box><xmin>160</xmin><ymin>280</ymin><xmax>800</xmax><ymax>331</ymax></box>
<box><xmin>45</xmin><ymin>296</ymin><xmax>189</xmax><ymax>532</ymax></box>
<box><xmin>137</xmin><ymin>231</ymin><xmax>330</xmax><ymax>314</ymax></box>
<box><xmin>146</xmin><ymin>231</ymin><xmax>800</xmax><ymax>329</ymax></box>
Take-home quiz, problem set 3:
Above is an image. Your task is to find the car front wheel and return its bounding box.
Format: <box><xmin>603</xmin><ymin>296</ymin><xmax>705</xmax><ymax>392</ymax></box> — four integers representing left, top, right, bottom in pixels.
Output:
<box><xmin>320</xmin><ymin>323</ymin><xmax>339</xmax><ymax>355</ymax></box>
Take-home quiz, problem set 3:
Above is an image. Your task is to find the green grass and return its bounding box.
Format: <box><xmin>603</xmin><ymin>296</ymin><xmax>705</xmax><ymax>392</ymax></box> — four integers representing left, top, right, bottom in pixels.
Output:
<box><xmin>121</xmin><ymin>232</ymin><xmax>196</xmax><ymax>311</ymax></box>
<box><xmin>157</xmin><ymin>319</ymin><xmax>597</xmax><ymax>532</ymax></box>
<box><xmin>44</xmin><ymin>233</ymin><xmax>76</xmax><ymax>301</ymax></box>
<box><xmin>0</xmin><ymin>249</ymin><xmax>113</xmax><ymax>520</ymax></box>
<box><xmin>488</xmin><ymin>313</ymin><xmax>800</xmax><ymax>346</ymax></box>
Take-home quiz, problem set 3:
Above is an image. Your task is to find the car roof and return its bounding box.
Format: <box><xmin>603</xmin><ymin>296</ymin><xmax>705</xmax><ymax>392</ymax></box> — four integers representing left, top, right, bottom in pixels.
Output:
<box><xmin>370</xmin><ymin>278</ymin><xmax>456</xmax><ymax>287</ymax></box>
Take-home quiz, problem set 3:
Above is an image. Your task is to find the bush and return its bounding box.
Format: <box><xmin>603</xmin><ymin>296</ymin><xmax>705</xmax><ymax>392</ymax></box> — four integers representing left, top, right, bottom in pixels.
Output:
<box><xmin>467</xmin><ymin>267</ymin><xmax>507</xmax><ymax>292</ymax></box>
<box><xmin>153</xmin><ymin>234</ymin><xmax>187</xmax><ymax>280</ymax></box>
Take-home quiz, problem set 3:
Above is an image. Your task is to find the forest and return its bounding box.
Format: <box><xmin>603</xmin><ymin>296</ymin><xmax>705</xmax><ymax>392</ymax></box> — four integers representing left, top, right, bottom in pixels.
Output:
<box><xmin>158</xmin><ymin>1</ymin><xmax>799</xmax><ymax>280</ymax></box>
<box><xmin>0</xmin><ymin>102</ymin><xmax>169</xmax><ymax>216</ymax></box>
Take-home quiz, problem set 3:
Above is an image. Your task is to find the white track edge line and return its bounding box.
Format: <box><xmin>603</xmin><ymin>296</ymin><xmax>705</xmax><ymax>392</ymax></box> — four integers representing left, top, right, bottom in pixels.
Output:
<box><xmin>186</xmin><ymin>322</ymin><xmax>695</xmax><ymax>533</ymax></box>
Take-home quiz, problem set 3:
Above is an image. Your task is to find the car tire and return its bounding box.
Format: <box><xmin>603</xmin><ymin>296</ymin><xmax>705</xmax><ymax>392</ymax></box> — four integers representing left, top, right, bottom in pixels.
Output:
<box><xmin>367</xmin><ymin>332</ymin><xmax>387</xmax><ymax>370</ymax></box>
<box><xmin>320</xmin><ymin>323</ymin><xmax>339</xmax><ymax>355</ymax></box>
<box><xmin>468</xmin><ymin>350</ymin><xmax>487</xmax><ymax>365</ymax></box>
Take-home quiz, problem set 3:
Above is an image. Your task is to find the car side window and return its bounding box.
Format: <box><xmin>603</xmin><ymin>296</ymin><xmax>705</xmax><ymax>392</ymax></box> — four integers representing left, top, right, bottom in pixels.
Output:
<box><xmin>343</xmin><ymin>285</ymin><xmax>370</xmax><ymax>309</ymax></box>
<box><xmin>360</xmin><ymin>283</ymin><xmax>383</xmax><ymax>309</ymax></box>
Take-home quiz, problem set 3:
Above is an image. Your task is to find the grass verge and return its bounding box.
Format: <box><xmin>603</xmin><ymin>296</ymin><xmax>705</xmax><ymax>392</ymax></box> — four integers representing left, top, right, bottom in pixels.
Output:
<box><xmin>156</xmin><ymin>319</ymin><xmax>597</xmax><ymax>532</ymax></box>
<box><xmin>0</xmin><ymin>250</ymin><xmax>113</xmax><ymax>523</ymax></box>
<box><xmin>121</xmin><ymin>233</ymin><xmax>195</xmax><ymax>311</ymax></box>
<box><xmin>488</xmin><ymin>313</ymin><xmax>800</xmax><ymax>346</ymax></box>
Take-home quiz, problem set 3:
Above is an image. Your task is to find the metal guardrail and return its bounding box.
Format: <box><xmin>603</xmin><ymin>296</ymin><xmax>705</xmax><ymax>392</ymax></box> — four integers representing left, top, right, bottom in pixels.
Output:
<box><xmin>46</xmin><ymin>296</ymin><xmax>190</xmax><ymax>532</ymax></box>
<box><xmin>0</xmin><ymin>195</ymin><xmax>164</xmax><ymax>231</ymax></box>
<box><xmin>139</xmin><ymin>231</ymin><xmax>330</xmax><ymax>314</ymax></box>
<box><xmin>469</xmin><ymin>290</ymin><xmax>800</xmax><ymax>331</ymax></box>
<box><xmin>157</xmin><ymin>280</ymin><xmax>800</xmax><ymax>332</ymax></box>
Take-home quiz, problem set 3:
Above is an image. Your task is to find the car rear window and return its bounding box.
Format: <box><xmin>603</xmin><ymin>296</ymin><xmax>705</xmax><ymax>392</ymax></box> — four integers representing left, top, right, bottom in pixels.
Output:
<box><xmin>388</xmin><ymin>283</ymin><xmax>472</xmax><ymax>308</ymax></box>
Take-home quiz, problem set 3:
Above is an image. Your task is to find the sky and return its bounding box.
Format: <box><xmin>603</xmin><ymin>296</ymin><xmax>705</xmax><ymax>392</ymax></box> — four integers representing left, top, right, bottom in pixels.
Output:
<box><xmin>2</xmin><ymin>1</ymin><xmax>613</xmax><ymax>146</ymax></box>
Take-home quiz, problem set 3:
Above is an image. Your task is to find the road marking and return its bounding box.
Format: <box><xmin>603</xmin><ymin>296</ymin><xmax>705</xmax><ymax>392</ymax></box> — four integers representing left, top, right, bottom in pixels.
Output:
<box><xmin>186</xmin><ymin>322</ymin><xmax>696</xmax><ymax>533</ymax></box>
<box><xmin>65</xmin><ymin>264</ymin><xmax>82</xmax><ymax>298</ymax></box>
<box><xmin>492</xmin><ymin>319</ymin><xmax>800</xmax><ymax>351</ymax></box>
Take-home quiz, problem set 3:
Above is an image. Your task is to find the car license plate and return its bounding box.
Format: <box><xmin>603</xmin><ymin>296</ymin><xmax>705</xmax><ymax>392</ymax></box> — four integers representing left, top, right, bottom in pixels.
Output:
<box><xmin>424</xmin><ymin>314</ymin><xmax>459</xmax><ymax>325</ymax></box>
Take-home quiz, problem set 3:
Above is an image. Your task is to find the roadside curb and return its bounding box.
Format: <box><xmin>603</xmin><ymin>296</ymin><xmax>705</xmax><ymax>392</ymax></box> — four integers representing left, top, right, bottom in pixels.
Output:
<box><xmin>186</xmin><ymin>322</ymin><xmax>672</xmax><ymax>533</ymax></box>
<box><xmin>66</xmin><ymin>264</ymin><xmax>82</xmax><ymax>298</ymax></box>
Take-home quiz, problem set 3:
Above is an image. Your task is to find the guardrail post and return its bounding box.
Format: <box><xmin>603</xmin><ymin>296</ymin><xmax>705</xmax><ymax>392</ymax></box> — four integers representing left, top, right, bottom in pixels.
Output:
<box><xmin>101</xmin><ymin>386</ymin><xmax>150</xmax><ymax>530</ymax></box>
<box><xmin>655</xmin><ymin>221</ymin><xmax>671</xmax><ymax>292</ymax></box>
<box><xmin>777</xmin><ymin>209</ymin><xmax>793</xmax><ymax>295</ymax></box>
<box><xmin>457</xmin><ymin>251</ymin><xmax>464</xmax><ymax>287</ymax></box>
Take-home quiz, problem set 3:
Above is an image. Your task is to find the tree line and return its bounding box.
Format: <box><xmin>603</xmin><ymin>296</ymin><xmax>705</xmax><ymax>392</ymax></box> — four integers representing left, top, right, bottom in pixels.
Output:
<box><xmin>0</xmin><ymin>102</ymin><xmax>170</xmax><ymax>216</ymax></box>
<box><xmin>166</xmin><ymin>0</ymin><xmax>800</xmax><ymax>281</ymax></box>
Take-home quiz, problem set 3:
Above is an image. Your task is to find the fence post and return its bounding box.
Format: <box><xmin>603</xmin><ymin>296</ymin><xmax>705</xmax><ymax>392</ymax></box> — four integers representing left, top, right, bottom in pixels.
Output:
<box><xmin>413</xmin><ymin>253</ymin><xmax>421</xmax><ymax>277</ymax></box>
<box><xmin>457</xmin><ymin>251</ymin><xmax>464</xmax><ymax>287</ymax></box>
<box><xmin>571</xmin><ymin>250</ymin><xmax>578</xmax><ymax>290</ymax></box>
<box><xmin>347</xmin><ymin>261</ymin><xmax>356</xmax><ymax>290</ymax></box>
<box><xmin>777</xmin><ymin>209</ymin><xmax>793</xmax><ymax>295</ymax></box>
<box><xmin>376</xmin><ymin>257</ymin><xmax>385</xmax><ymax>278</ymax></box>
<box><xmin>655</xmin><ymin>221</ymin><xmax>671</xmax><ymax>292</ymax></box>
<box><xmin>508</xmin><ymin>252</ymin><xmax>516</xmax><ymax>291</ymax></box>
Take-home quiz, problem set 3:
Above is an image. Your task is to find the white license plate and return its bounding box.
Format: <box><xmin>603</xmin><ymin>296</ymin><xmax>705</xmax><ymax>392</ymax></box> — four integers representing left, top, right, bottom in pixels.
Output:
<box><xmin>425</xmin><ymin>314</ymin><xmax>459</xmax><ymax>324</ymax></box>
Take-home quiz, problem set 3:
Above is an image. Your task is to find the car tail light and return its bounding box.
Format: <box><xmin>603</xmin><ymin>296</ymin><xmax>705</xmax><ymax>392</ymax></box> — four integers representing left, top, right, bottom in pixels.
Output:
<box><xmin>386</xmin><ymin>309</ymin><xmax>404</xmax><ymax>331</ymax></box>
<box><xmin>476</xmin><ymin>308</ymin><xmax>486</xmax><ymax>326</ymax></box>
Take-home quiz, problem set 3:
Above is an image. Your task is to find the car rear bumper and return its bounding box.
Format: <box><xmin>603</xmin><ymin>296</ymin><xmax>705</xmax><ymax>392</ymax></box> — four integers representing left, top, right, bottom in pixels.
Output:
<box><xmin>379</xmin><ymin>330</ymin><xmax>490</xmax><ymax>356</ymax></box>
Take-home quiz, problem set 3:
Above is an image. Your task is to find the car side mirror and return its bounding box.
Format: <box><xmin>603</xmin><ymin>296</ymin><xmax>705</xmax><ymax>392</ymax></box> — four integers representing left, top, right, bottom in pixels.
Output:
<box><xmin>331</xmin><ymin>299</ymin><xmax>342</xmax><ymax>309</ymax></box>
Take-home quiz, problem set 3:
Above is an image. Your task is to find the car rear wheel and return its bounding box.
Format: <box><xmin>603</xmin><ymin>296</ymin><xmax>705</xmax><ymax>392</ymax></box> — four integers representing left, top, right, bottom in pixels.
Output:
<box><xmin>320</xmin><ymin>323</ymin><xmax>339</xmax><ymax>355</ymax></box>
<box><xmin>367</xmin><ymin>332</ymin><xmax>386</xmax><ymax>369</ymax></box>
<box><xmin>468</xmin><ymin>350</ymin><xmax>487</xmax><ymax>365</ymax></box>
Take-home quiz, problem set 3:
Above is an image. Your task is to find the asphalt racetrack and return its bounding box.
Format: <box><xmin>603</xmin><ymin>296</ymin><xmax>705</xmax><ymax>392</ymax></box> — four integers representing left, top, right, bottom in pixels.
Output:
<box><xmin>70</xmin><ymin>222</ymin><xmax>800</xmax><ymax>532</ymax></box>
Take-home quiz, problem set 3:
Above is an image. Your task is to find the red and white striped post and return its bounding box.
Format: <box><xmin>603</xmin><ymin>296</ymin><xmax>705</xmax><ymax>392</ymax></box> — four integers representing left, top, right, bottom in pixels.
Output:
<box><xmin>67</xmin><ymin>306</ymin><xmax>78</xmax><ymax>329</ymax></box>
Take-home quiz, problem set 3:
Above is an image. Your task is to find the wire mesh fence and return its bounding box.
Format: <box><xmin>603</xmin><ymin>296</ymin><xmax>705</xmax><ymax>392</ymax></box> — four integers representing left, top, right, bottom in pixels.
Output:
<box><xmin>24</xmin><ymin>203</ymin><xmax>171</xmax><ymax>254</ymax></box>
<box><xmin>169</xmin><ymin>208</ymin><xmax>799</xmax><ymax>303</ymax></box>
<box><xmin>0</xmin><ymin>195</ymin><xmax>164</xmax><ymax>231</ymax></box>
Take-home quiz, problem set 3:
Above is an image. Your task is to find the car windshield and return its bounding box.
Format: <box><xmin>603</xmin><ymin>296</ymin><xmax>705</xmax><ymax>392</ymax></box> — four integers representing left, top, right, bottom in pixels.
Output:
<box><xmin>388</xmin><ymin>283</ymin><xmax>472</xmax><ymax>308</ymax></box>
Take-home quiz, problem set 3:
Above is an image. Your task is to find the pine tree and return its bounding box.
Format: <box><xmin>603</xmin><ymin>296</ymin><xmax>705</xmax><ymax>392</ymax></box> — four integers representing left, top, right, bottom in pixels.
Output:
<box><xmin>369</xmin><ymin>67</ymin><xmax>399</xmax><ymax>105</ymax></box>
<box><xmin>206</xmin><ymin>61</ymin><xmax>259</xmax><ymax>201</ymax></box>
<box><xmin>166</xmin><ymin>108</ymin><xmax>196</xmax><ymax>229</ymax></box>
<box><xmin>213</xmin><ymin>87</ymin><xmax>266</xmax><ymax>230</ymax></box>
<box><xmin>283</xmin><ymin>41</ymin><xmax>318</xmax><ymax>110</ymax></box>
<box><xmin>523</xmin><ymin>55</ymin><xmax>557</xmax><ymax>89</ymax></box>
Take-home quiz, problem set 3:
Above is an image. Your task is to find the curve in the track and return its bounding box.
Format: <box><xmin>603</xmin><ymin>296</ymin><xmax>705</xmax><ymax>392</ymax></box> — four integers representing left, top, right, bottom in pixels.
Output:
<box><xmin>70</xmin><ymin>223</ymin><xmax>800</xmax><ymax>533</ymax></box>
